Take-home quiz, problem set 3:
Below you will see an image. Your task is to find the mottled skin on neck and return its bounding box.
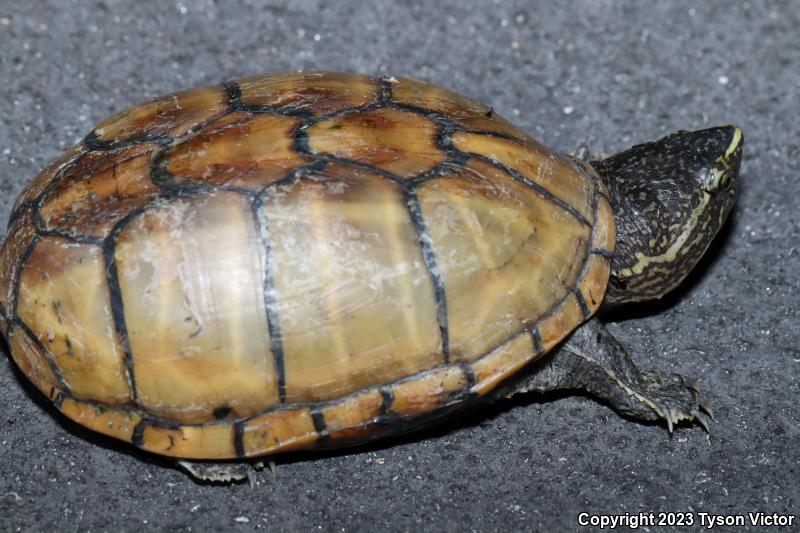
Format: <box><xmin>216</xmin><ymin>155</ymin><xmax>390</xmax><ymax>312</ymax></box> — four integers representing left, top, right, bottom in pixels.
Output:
<box><xmin>592</xmin><ymin>126</ymin><xmax>743</xmax><ymax>305</ymax></box>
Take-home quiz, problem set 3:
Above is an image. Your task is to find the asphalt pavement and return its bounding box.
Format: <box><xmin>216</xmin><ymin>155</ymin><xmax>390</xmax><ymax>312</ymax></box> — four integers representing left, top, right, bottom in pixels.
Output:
<box><xmin>0</xmin><ymin>1</ymin><xmax>797</xmax><ymax>531</ymax></box>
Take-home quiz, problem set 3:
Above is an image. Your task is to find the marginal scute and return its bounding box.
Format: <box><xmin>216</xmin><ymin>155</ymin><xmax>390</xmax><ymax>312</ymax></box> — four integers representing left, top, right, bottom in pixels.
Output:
<box><xmin>114</xmin><ymin>191</ymin><xmax>279</xmax><ymax>423</ymax></box>
<box><xmin>241</xmin><ymin>407</ymin><xmax>319</xmax><ymax>457</ymax></box>
<box><xmin>139</xmin><ymin>422</ymin><xmax>236</xmax><ymax>459</ymax></box>
<box><xmin>592</xmin><ymin>195</ymin><xmax>616</xmax><ymax>253</ymax></box>
<box><xmin>7</xmin><ymin>324</ymin><xmax>60</xmax><ymax>397</ymax></box>
<box><xmin>470</xmin><ymin>331</ymin><xmax>536</xmax><ymax>397</ymax></box>
<box><xmin>59</xmin><ymin>397</ymin><xmax>142</xmax><ymax>444</ymax></box>
<box><xmin>39</xmin><ymin>144</ymin><xmax>159</xmax><ymax>239</ymax></box>
<box><xmin>391</xmin><ymin>76</ymin><xmax>534</xmax><ymax>141</ymax></box>
<box><xmin>163</xmin><ymin>111</ymin><xmax>311</xmax><ymax>191</ymax></box>
<box><xmin>388</xmin><ymin>366</ymin><xmax>469</xmax><ymax>417</ymax></box>
<box><xmin>0</xmin><ymin>212</ymin><xmax>38</xmax><ymax>313</ymax></box>
<box><xmin>321</xmin><ymin>390</ymin><xmax>385</xmax><ymax>442</ymax></box>
<box><xmin>238</xmin><ymin>72</ymin><xmax>380</xmax><ymax>116</ymax></box>
<box><xmin>17</xmin><ymin>236</ymin><xmax>131</xmax><ymax>403</ymax></box>
<box><xmin>416</xmin><ymin>158</ymin><xmax>591</xmax><ymax>361</ymax></box>
<box><xmin>537</xmin><ymin>292</ymin><xmax>586</xmax><ymax>350</ymax></box>
<box><xmin>578</xmin><ymin>254</ymin><xmax>611</xmax><ymax>313</ymax></box>
<box><xmin>11</xmin><ymin>143</ymin><xmax>84</xmax><ymax>217</ymax></box>
<box><xmin>93</xmin><ymin>85</ymin><xmax>228</xmax><ymax>144</ymax></box>
<box><xmin>262</xmin><ymin>163</ymin><xmax>442</xmax><ymax>403</ymax></box>
<box><xmin>307</xmin><ymin>107</ymin><xmax>445</xmax><ymax>178</ymax></box>
<box><xmin>452</xmin><ymin>131</ymin><xmax>595</xmax><ymax>222</ymax></box>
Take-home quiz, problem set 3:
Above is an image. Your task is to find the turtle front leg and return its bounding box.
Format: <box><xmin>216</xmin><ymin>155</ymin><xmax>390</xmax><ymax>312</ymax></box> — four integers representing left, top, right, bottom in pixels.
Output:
<box><xmin>503</xmin><ymin>318</ymin><xmax>712</xmax><ymax>431</ymax></box>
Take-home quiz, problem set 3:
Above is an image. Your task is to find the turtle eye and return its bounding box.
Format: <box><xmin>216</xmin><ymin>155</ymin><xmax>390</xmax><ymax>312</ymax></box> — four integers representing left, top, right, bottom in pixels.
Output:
<box><xmin>697</xmin><ymin>125</ymin><xmax>743</xmax><ymax>193</ymax></box>
<box><xmin>717</xmin><ymin>167</ymin><xmax>733</xmax><ymax>188</ymax></box>
<box><xmin>704</xmin><ymin>166</ymin><xmax>731</xmax><ymax>193</ymax></box>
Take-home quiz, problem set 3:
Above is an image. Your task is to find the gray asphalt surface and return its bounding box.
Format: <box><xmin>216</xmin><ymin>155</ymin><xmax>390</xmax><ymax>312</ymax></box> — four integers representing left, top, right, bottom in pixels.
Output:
<box><xmin>0</xmin><ymin>1</ymin><xmax>798</xmax><ymax>531</ymax></box>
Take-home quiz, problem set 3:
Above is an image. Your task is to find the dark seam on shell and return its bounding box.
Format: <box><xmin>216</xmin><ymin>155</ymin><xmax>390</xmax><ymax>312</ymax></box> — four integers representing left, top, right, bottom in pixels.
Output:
<box><xmin>404</xmin><ymin>186</ymin><xmax>450</xmax><ymax>364</ymax></box>
<box><xmin>590</xmin><ymin>247</ymin><xmax>614</xmax><ymax>260</ymax></box>
<box><xmin>31</xmin><ymin>212</ymin><xmax>105</xmax><ymax>245</ymax></box>
<box><xmin>233</xmin><ymin>421</ymin><xmax>247</xmax><ymax>458</ymax></box>
<box><xmin>131</xmin><ymin>419</ymin><xmax>146</xmax><ymax>447</ymax></box>
<box><xmin>530</xmin><ymin>327</ymin><xmax>544</xmax><ymax>354</ymax></box>
<box><xmin>83</xmin><ymin>131</ymin><xmax>174</xmax><ymax>152</ymax></box>
<box><xmin>149</xmin><ymin>144</ymin><xmax>258</xmax><ymax>198</ymax></box>
<box><xmin>103</xmin><ymin>202</ymin><xmax>155</xmax><ymax>404</ymax></box>
<box><xmin>467</xmin><ymin>154</ymin><xmax>592</xmax><ymax>227</ymax></box>
<box><xmin>8</xmin><ymin>149</ymin><xmax>86</xmax><ymax>229</ymax></box>
<box><xmin>574</xmin><ymin>287</ymin><xmax>592</xmax><ymax>319</ymax></box>
<box><xmin>310</xmin><ymin>408</ymin><xmax>330</xmax><ymax>440</ymax></box>
<box><xmin>250</xmin><ymin>192</ymin><xmax>288</xmax><ymax>404</ymax></box>
<box><xmin>11</xmin><ymin>235</ymin><xmax>39</xmax><ymax>316</ymax></box>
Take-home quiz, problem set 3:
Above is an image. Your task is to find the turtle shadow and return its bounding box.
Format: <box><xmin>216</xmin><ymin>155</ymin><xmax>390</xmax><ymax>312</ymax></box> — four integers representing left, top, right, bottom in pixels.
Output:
<box><xmin>272</xmin><ymin>390</ymin><xmax>676</xmax><ymax>469</ymax></box>
<box><xmin>272</xmin><ymin>351</ymin><xmax>678</xmax><ymax>467</ymax></box>
<box><xmin>599</xmin><ymin>191</ymin><xmax>742</xmax><ymax>323</ymax></box>
<box><xmin>4</xmin><ymin>338</ymin><xmax>677</xmax><ymax>483</ymax></box>
<box><xmin>2</xmin><ymin>338</ymin><xmax>496</xmax><ymax>477</ymax></box>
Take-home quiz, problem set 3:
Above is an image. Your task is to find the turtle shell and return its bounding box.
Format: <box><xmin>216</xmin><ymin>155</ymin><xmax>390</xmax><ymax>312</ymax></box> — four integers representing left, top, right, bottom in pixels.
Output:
<box><xmin>0</xmin><ymin>73</ymin><xmax>615</xmax><ymax>460</ymax></box>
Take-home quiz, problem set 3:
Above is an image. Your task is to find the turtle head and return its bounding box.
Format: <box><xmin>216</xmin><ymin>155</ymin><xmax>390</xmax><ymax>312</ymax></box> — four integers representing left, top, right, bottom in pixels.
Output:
<box><xmin>592</xmin><ymin>125</ymin><xmax>743</xmax><ymax>305</ymax></box>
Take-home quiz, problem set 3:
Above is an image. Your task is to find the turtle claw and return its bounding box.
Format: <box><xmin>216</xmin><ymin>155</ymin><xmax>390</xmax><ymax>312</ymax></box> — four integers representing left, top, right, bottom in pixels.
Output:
<box><xmin>245</xmin><ymin>467</ymin><xmax>256</xmax><ymax>490</ymax></box>
<box><xmin>637</xmin><ymin>370</ymin><xmax>712</xmax><ymax>434</ymax></box>
<box><xmin>691</xmin><ymin>409</ymin><xmax>712</xmax><ymax>434</ymax></box>
<box><xmin>654</xmin><ymin>402</ymin><xmax>710</xmax><ymax>435</ymax></box>
<box><xmin>665</xmin><ymin>409</ymin><xmax>675</xmax><ymax>433</ymax></box>
<box><xmin>699</xmin><ymin>402</ymin><xmax>715</xmax><ymax>420</ymax></box>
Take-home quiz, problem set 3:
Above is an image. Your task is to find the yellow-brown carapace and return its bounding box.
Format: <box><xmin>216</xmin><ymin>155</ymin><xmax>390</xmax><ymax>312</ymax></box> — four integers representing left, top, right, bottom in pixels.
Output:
<box><xmin>0</xmin><ymin>73</ymin><xmax>614</xmax><ymax>459</ymax></box>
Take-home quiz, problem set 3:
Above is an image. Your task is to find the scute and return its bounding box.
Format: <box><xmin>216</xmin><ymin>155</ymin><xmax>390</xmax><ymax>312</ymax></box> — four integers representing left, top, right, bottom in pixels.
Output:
<box><xmin>1</xmin><ymin>72</ymin><xmax>614</xmax><ymax>460</ymax></box>
<box><xmin>17</xmin><ymin>235</ymin><xmax>130</xmax><ymax>403</ymax></box>
<box><xmin>261</xmin><ymin>163</ymin><xmax>443</xmax><ymax>404</ymax></box>
<box><xmin>415</xmin><ymin>158</ymin><xmax>592</xmax><ymax>361</ymax></box>
<box><xmin>307</xmin><ymin>107</ymin><xmax>446</xmax><ymax>177</ymax></box>
<box><xmin>237</xmin><ymin>72</ymin><xmax>380</xmax><ymax>116</ymax></box>
<box><xmin>161</xmin><ymin>112</ymin><xmax>311</xmax><ymax>191</ymax></box>
<box><xmin>11</xmin><ymin>143</ymin><xmax>84</xmax><ymax>218</ymax></box>
<box><xmin>390</xmin><ymin>76</ymin><xmax>535</xmax><ymax>141</ymax></box>
<box><xmin>91</xmin><ymin>85</ymin><xmax>229</xmax><ymax>145</ymax></box>
<box><xmin>0</xmin><ymin>212</ymin><xmax>38</xmax><ymax>314</ymax></box>
<box><xmin>38</xmin><ymin>144</ymin><xmax>160</xmax><ymax>239</ymax></box>
<box><xmin>113</xmin><ymin>191</ymin><xmax>279</xmax><ymax>423</ymax></box>
<box><xmin>7</xmin><ymin>323</ymin><xmax>61</xmax><ymax>398</ymax></box>
<box><xmin>452</xmin><ymin>131</ymin><xmax>595</xmax><ymax>222</ymax></box>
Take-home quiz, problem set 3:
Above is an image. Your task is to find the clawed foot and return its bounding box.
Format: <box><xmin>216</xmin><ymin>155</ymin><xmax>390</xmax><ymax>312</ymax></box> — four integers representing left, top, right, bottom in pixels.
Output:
<box><xmin>494</xmin><ymin>319</ymin><xmax>716</xmax><ymax>436</ymax></box>
<box><xmin>177</xmin><ymin>459</ymin><xmax>276</xmax><ymax>487</ymax></box>
<box><xmin>631</xmin><ymin>371</ymin><xmax>714</xmax><ymax>433</ymax></box>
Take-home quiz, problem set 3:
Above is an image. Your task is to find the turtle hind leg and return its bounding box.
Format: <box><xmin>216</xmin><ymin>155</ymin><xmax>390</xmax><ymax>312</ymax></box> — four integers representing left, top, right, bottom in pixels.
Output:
<box><xmin>176</xmin><ymin>459</ymin><xmax>274</xmax><ymax>487</ymax></box>
<box><xmin>504</xmin><ymin>318</ymin><xmax>712</xmax><ymax>432</ymax></box>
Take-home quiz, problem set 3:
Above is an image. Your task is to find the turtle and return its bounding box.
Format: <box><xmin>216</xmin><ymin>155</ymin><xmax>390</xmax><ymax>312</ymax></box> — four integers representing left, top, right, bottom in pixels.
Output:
<box><xmin>0</xmin><ymin>72</ymin><xmax>742</xmax><ymax>483</ymax></box>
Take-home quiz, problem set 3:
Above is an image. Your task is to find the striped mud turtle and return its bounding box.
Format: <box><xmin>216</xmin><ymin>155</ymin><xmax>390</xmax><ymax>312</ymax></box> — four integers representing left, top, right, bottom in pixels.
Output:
<box><xmin>0</xmin><ymin>72</ymin><xmax>742</xmax><ymax>481</ymax></box>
